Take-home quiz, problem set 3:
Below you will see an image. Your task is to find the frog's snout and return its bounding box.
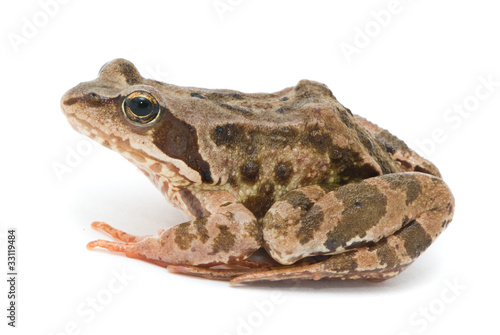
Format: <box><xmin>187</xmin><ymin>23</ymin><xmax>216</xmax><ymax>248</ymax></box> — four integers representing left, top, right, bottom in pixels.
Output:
<box><xmin>61</xmin><ymin>86</ymin><xmax>82</xmax><ymax>112</ymax></box>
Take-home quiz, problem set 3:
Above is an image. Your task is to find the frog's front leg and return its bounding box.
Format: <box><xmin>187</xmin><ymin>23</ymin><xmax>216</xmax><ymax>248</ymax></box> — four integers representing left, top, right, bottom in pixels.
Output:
<box><xmin>232</xmin><ymin>172</ymin><xmax>454</xmax><ymax>284</ymax></box>
<box><xmin>87</xmin><ymin>190</ymin><xmax>263</xmax><ymax>268</ymax></box>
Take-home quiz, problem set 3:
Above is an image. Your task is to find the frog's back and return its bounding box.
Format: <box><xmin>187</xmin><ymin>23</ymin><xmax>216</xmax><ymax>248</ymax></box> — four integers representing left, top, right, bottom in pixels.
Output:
<box><xmin>153</xmin><ymin>79</ymin><xmax>412</xmax><ymax>216</ymax></box>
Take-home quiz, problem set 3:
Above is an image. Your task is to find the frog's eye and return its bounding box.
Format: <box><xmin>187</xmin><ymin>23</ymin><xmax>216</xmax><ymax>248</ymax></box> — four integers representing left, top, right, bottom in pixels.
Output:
<box><xmin>122</xmin><ymin>91</ymin><xmax>160</xmax><ymax>125</ymax></box>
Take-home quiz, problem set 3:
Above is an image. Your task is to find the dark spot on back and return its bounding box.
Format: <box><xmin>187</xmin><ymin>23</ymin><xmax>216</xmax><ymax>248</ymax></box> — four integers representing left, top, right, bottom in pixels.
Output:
<box><xmin>241</xmin><ymin>161</ymin><xmax>260</xmax><ymax>183</ymax></box>
<box><xmin>275</xmin><ymin>106</ymin><xmax>288</xmax><ymax>114</ymax></box>
<box><xmin>275</xmin><ymin>161</ymin><xmax>293</xmax><ymax>185</ymax></box>
<box><xmin>328</xmin><ymin>147</ymin><xmax>380</xmax><ymax>182</ymax></box>
<box><xmin>280</xmin><ymin>97</ymin><xmax>289</xmax><ymax>101</ymax></box>
<box><xmin>306</xmin><ymin>125</ymin><xmax>329</xmax><ymax>154</ymax></box>
<box><xmin>208</xmin><ymin>92</ymin><xmax>244</xmax><ymax>100</ymax></box>
<box><xmin>384</xmin><ymin>143</ymin><xmax>396</xmax><ymax>154</ymax></box>
<box><xmin>211</xmin><ymin>123</ymin><xmax>244</xmax><ymax>147</ymax></box>
<box><xmin>243</xmin><ymin>183</ymin><xmax>275</xmax><ymax>218</ymax></box>
<box><xmin>219</xmin><ymin>103</ymin><xmax>252</xmax><ymax>115</ymax></box>
<box><xmin>300</xmin><ymin>122</ymin><xmax>382</xmax><ymax>182</ymax></box>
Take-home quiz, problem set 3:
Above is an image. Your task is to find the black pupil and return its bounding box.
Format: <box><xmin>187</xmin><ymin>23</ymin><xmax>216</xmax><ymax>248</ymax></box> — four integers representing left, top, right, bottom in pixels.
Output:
<box><xmin>129</xmin><ymin>97</ymin><xmax>152</xmax><ymax>117</ymax></box>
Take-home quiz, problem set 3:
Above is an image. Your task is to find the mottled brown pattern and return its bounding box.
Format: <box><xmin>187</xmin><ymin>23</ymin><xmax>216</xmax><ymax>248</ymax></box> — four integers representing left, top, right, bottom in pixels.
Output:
<box><xmin>211</xmin><ymin>124</ymin><xmax>245</xmax><ymax>147</ymax></box>
<box><xmin>149</xmin><ymin>162</ymin><xmax>162</xmax><ymax>173</ymax></box>
<box><xmin>328</xmin><ymin>147</ymin><xmax>381</xmax><ymax>182</ymax></box>
<box><xmin>212</xmin><ymin>225</ymin><xmax>236</xmax><ymax>254</ymax></box>
<box><xmin>194</xmin><ymin>217</ymin><xmax>210</xmax><ymax>244</ymax></box>
<box><xmin>387</xmin><ymin>173</ymin><xmax>423</xmax><ymax>205</ymax></box>
<box><xmin>297</xmin><ymin>206</ymin><xmax>324</xmax><ymax>245</ymax></box>
<box><xmin>283</xmin><ymin>190</ymin><xmax>315</xmax><ymax>212</ymax></box>
<box><xmin>324</xmin><ymin>182</ymin><xmax>388</xmax><ymax>251</ymax></box>
<box><xmin>397</xmin><ymin>220</ymin><xmax>433</xmax><ymax>258</ymax></box>
<box><xmin>375</xmin><ymin>128</ymin><xmax>411</xmax><ymax>156</ymax></box>
<box><xmin>352</xmin><ymin>125</ymin><xmax>398</xmax><ymax>175</ymax></box>
<box><xmin>245</xmin><ymin>219</ymin><xmax>263</xmax><ymax>244</ymax></box>
<box><xmin>373</xmin><ymin>239</ymin><xmax>399</xmax><ymax>268</ymax></box>
<box><xmin>174</xmin><ymin>223</ymin><xmax>197</xmax><ymax>250</ymax></box>
<box><xmin>323</xmin><ymin>251</ymin><xmax>358</xmax><ymax>272</ymax></box>
<box><xmin>62</xmin><ymin>59</ymin><xmax>454</xmax><ymax>284</ymax></box>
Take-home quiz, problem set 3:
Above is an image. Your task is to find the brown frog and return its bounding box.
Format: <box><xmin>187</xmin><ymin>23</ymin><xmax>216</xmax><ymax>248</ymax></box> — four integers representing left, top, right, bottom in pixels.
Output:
<box><xmin>61</xmin><ymin>59</ymin><xmax>454</xmax><ymax>284</ymax></box>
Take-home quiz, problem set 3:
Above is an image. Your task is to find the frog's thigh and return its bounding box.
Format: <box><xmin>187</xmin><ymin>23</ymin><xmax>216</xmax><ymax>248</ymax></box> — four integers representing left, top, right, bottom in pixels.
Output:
<box><xmin>263</xmin><ymin>172</ymin><xmax>455</xmax><ymax>265</ymax></box>
<box><xmin>88</xmin><ymin>191</ymin><xmax>263</xmax><ymax>266</ymax></box>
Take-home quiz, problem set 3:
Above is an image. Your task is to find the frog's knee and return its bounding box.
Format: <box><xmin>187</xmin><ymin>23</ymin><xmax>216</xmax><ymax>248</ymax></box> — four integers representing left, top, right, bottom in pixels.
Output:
<box><xmin>262</xmin><ymin>186</ymin><xmax>326</xmax><ymax>265</ymax></box>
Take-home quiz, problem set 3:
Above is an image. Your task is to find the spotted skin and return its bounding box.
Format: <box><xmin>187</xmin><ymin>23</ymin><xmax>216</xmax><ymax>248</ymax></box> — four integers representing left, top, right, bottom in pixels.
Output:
<box><xmin>61</xmin><ymin>59</ymin><xmax>455</xmax><ymax>284</ymax></box>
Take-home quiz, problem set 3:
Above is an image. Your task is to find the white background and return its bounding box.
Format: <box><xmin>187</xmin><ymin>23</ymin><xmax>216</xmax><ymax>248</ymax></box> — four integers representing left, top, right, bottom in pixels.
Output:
<box><xmin>2</xmin><ymin>0</ymin><xmax>499</xmax><ymax>334</ymax></box>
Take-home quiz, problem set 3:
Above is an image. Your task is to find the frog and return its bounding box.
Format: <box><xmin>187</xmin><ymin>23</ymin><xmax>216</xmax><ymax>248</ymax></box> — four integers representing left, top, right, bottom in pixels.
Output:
<box><xmin>61</xmin><ymin>59</ymin><xmax>454</xmax><ymax>285</ymax></box>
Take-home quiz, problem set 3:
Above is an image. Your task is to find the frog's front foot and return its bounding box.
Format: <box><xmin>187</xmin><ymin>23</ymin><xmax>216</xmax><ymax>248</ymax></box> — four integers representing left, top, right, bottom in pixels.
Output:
<box><xmin>89</xmin><ymin>221</ymin><xmax>151</xmax><ymax>243</ymax></box>
<box><xmin>86</xmin><ymin>191</ymin><xmax>263</xmax><ymax>270</ymax></box>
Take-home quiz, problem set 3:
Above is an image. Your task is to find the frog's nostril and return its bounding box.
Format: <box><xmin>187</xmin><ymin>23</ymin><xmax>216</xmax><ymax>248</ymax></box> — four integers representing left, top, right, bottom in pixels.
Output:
<box><xmin>88</xmin><ymin>92</ymin><xmax>101</xmax><ymax>100</ymax></box>
<box><xmin>85</xmin><ymin>92</ymin><xmax>104</xmax><ymax>106</ymax></box>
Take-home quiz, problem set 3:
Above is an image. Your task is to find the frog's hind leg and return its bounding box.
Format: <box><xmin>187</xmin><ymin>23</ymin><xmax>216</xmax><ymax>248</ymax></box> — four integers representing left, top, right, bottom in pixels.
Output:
<box><xmin>167</xmin><ymin>259</ymin><xmax>274</xmax><ymax>281</ymax></box>
<box><xmin>263</xmin><ymin>172</ymin><xmax>454</xmax><ymax>267</ymax></box>
<box><xmin>162</xmin><ymin>202</ymin><xmax>449</xmax><ymax>285</ymax></box>
<box><xmin>245</xmin><ymin>172</ymin><xmax>454</xmax><ymax>284</ymax></box>
<box><xmin>232</xmin><ymin>190</ymin><xmax>454</xmax><ymax>285</ymax></box>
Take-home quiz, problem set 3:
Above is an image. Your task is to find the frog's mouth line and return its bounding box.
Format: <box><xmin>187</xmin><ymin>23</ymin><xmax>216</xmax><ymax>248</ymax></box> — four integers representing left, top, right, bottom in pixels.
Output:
<box><xmin>65</xmin><ymin>113</ymin><xmax>197</xmax><ymax>188</ymax></box>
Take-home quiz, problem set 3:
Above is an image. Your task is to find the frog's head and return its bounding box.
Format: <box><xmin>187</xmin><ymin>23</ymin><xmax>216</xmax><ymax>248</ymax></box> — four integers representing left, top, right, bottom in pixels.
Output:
<box><xmin>61</xmin><ymin>59</ymin><xmax>206</xmax><ymax>189</ymax></box>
